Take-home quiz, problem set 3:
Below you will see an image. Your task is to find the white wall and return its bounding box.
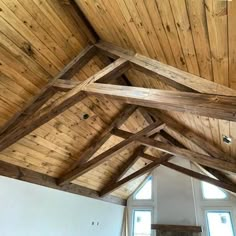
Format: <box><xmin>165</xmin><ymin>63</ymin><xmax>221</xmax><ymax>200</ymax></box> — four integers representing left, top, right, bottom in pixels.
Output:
<box><xmin>154</xmin><ymin>158</ymin><xmax>197</xmax><ymax>225</ymax></box>
<box><xmin>0</xmin><ymin>176</ymin><xmax>124</xmax><ymax>236</ymax></box>
<box><xmin>128</xmin><ymin>157</ymin><xmax>236</xmax><ymax>236</ymax></box>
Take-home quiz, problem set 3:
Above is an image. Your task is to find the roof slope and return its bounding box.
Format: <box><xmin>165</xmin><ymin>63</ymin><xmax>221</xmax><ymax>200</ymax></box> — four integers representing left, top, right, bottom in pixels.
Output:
<box><xmin>0</xmin><ymin>0</ymin><xmax>235</xmax><ymax>202</ymax></box>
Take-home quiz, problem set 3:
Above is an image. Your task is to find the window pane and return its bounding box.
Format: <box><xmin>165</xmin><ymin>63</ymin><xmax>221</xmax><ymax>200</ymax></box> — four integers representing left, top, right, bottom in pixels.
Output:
<box><xmin>133</xmin><ymin>210</ymin><xmax>151</xmax><ymax>236</ymax></box>
<box><xmin>135</xmin><ymin>176</ymin><xmax>152</xmax><ymax>200</ymax></box>
<box><xmin>202</xmin><ymin>182</ymin><xmax>227</xmax><ymax>199</ymax></box>
<box><xmin>207</xmin><ymin>211</ymin><xmax>235</xmax><ymax>236</ymax></box>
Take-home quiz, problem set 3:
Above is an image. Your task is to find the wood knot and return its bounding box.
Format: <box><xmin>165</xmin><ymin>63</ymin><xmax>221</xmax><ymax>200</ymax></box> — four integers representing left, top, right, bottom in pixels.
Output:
<box><xmin>21</xmin><ymin>42</ymin><xmax>34</xmax><ymax>57</ymax></box>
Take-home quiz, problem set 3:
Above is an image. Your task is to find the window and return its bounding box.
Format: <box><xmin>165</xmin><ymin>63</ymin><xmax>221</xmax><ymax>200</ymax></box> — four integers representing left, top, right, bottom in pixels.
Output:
<box><xmin>201</xmin><ymin>181</ymin><xmax>227</xmax><ymax>199</ymax></box>
<box><xmin>133</xmin><ymin>210</ymin><xmax>152</xmax><ymax>236</ymax></box>
<box><xmin>134</xmin><ymin>176</ymin><xmax>152</xmax><ymax>200</ymax></box>
<box><xmin>206</xmin><ymin>211</ymin><xmax>235</xmax><ymax>236</ymax></box>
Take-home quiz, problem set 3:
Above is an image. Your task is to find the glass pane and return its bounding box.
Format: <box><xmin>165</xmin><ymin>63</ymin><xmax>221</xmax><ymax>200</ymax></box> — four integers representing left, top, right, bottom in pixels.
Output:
<box><xmin>207</xmin><ymin>211</ymin><xmax>235</xmax><ymax>236</ymax></box>
<box><xmin>202</xmin><ymin>182</ymin><xmax>227</xmax><ymax>199</ymax></box>
<box><xmin>133</xmin><ymin>210</ymin><xmax>151</xmax><ymax>236</ymax></box>
<box><xmin>135</xmin><ymin>176</ymin><xmax>152</xmax><ymax>200</ymax></box>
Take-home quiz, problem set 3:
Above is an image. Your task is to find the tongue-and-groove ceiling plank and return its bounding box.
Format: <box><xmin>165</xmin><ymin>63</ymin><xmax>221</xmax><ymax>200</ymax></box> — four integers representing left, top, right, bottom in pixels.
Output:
<box><xmin>76</xmin><ymin>0</ymin><xmax>236</xmax><ymax>166</ymax></box>
<box><xmin>0</xmin><ymin>0</ymin><xmax>153</xmax><ymax>199</ymax></box>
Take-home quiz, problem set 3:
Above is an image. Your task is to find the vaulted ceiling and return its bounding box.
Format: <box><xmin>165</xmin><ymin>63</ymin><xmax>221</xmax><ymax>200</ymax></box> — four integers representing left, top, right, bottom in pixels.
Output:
<box><xmin>0</xmin><ymin>0</ymin><xmax>235</xmax><ymax>204</ymax></box>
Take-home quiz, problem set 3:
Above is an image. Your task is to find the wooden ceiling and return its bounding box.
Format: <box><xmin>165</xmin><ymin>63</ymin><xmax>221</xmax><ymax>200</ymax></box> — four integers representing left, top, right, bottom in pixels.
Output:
<box><xmin>75</xmin><ymin>0</ymin><xmax>236</xmax><ymax>179</ymax></box>
<box><xmin>0</xmin><ymin>0</ymin><xmax>235</xmax><ymax>204</ymax></box>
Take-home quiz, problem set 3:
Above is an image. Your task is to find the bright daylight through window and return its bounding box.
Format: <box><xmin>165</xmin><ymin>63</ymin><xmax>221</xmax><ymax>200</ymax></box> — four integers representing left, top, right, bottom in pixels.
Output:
<box><xmin>134</xmin><ymin>176</ymin><xmax>152</xmax><ymax>200</ymax></box>
<box><xmin>133</xmin><ymin>210</ymin><xmax>152</xmax><ymax>236</ymax></box>
<box><xmin>206</xmin><ymin>211</ymin><xmax>235</xmax><ymax>236</ymax></box>
<box><xmin>201</xmin><ymin>181</ymin><xmax>227</xmax><ymax>200</ymax></box>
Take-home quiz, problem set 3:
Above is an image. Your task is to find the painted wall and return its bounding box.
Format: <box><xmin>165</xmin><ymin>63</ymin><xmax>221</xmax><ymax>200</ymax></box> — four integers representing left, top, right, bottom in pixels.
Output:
<box><xmin>128</xmin><ymin>157</ymin><xmax>236</xmax><ymax>236</ymax></box>
<box><xmin>0</xmin><ymin>176</ymin><xmax>124</xmax><ymax>236</ymax></box>
<box><xmin>153</xmin><ymin>158</ymin><xmax>197</xmax><ymax>225</ymax></box>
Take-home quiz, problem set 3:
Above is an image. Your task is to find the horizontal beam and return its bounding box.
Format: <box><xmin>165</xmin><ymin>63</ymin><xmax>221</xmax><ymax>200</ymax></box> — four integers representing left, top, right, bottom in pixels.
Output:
<box><xmin>0</xmin><ymin>160</ymin><xmax>126</xmax><ymax>206</ymax></box>
<box><xmin>162</xmin><ymin>162</ymin><xmax>236</xmax><ymax>193</ymax></box>
<box><xmin>111</xmin><ymin>129</ymin><xmax>236</xmax><ymax>173</ymax></box>
<box><xmin>138</xmin><ymin>137</ymin><xmax>236</xmax><ymax>173</ymax></box>
<box><xmin>0</xmin><ymin>45</ymin><xmax>97</xmax><ymax>136</ymax></box>
<box><xmin>100</xmin><ymin>154</ymin><xmax>171</xmax><ymax>196</ymax></box>
<box><xmin>96</xmin><ymin>41</ymin><xmax>236</xmax><ymax>96</ymax></box>
<box><xmin>148</xmin><ymin>109</ymin><xmax>235</xmax><ymax>163</ymax></box>
<box><xmin>0</xmin><ymin>58</ymin><xmax>129</xmax><ymax>152</ymax></box>
<box><xmin>83</xmin><ymin>83</ymin><xmax>236</xmax><ymax>121</ymax></box>
<box><xmin>58</xmin><ymin>122</ymin><xmax>163</xmax><ymax>185</ymax></box>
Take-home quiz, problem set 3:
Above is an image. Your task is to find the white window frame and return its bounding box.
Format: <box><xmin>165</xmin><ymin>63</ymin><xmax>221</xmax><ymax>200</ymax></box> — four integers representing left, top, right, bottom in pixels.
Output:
<box><xmin>131</xmin><ymin>207</ymin><xmax>154</xmax><ymax>236</ymax></box>
<box><xmin>204</xmin><ymin>208</ymin><xmax>236</xmax><ymax>236</ymax></box>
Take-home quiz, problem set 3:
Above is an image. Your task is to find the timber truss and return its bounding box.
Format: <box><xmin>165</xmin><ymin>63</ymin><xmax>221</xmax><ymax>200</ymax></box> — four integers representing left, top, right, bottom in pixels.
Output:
<box><xmin>0</xmin><ymin>41</ymin><xmax>236</xmax><ymax>205</ymax></box>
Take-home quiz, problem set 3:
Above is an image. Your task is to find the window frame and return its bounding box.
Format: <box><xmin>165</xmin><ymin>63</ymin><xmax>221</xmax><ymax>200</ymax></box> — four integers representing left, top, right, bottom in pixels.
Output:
<box><xmin>131</xmin><ymin>208</ymin><xmax>154</xmax><ymax>236</ymax></box>
<box><xmin>133</xmin><ymin>175</ymin><xmax>153</xmax><ymax>201</ymax></box>
<box><xmin>205</xmin><ymin>209</ymin><xmax>236</xmax><ymax>236</ymax></box>
<box><xmin>200</xmin><ymin>181</ymin><xmax>228</xmax><ymax>201</ymax></box>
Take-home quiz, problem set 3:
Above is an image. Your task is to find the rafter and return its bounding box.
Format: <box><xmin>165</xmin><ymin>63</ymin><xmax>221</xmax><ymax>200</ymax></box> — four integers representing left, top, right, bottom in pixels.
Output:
<box><xmin>148</xmin><ymin>109</ymin><xmax>235</xmax><ymax>162</ymax></box>
<box><xmin>100</xmin><ymin>130</ymin><xmax>164</xmax><ymax>193</ymax></box>
<box><xmin>66</xmin><ymin>105</ymin><xmax>137</xmax><ymax>172</ymax></box>
<box><xmin>111</xmin><ymin>129</ymin><xmax>236</xmax><ymax>173</ymax></box>
<box><xmin>58</xmin><ymin>121</ymin><xmax>164</xmax><ymax>185</ymax></box>
<box><xmin>82</xmin><ymin>83</ymin><xmax>236</xmax><ymax>121</ymax></box>
<box><xmin>0</xmin><ymin>57</ymin><xmax>130</xmax><ymax>152</ymax></box>
<box><xmin>162</xmin><ymin>162</ymin><xmax>236</xmax><ymax>193</ymax></box>
<box><xmin>99</xmin><ymin>153</ymin><xmax>171</xmax><ymax>196</ymax></box>
<box><xmin>96</xmin><ymin>41</ymin><xmax>236</xmax><ymax>96</ymax></box>
<box><xmin>138</xmin><ymin>137</ymin><xmax>236</xmax><ymax>173</ymax></box>
<box><xmin>0</xmin><ymin>45</ymin><xmax>97</xmax><ymax>136</ymax></box>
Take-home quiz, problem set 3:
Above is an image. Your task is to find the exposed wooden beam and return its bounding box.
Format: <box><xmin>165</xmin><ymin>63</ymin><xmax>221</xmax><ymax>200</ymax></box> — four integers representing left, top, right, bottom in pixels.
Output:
<box><xmin>105</xmin><ymin>146</ymin><xmax>145</xmax><ymax>184</ymax></box>
<box><xmin>100</xmin><ymin>131</ymin><xmax>162</xmax><ymax>193</ymax></box>
<box><xmin>138</xmin><ymin>137</ymin><xmax>236</xmax><ymax>173</ymax></box>
<box><xmin>112</xmin><ymin>128</ymin><xmax>236</xmax><ymax>173</ymax></box>
<box><xmin>58</xmin><ymin>122</ymin><xmax>163</xmax><ymax>185</ymax></box>
<box><xmin>195</xmin><ymin>164</ymin><xmax>235</xmax><ymax>185</ymax></box>
<box><xmin>96</xmin><ymin>41</ymin><xmax>236</xmax><ymax>96</ymax></box>
<box><xmin>0</xmin><ymin>45</ymin><xmax>97</xmax><ymax>136</ymax></box>
<box><xmin>157</xmin><ymin>130</ymin><xmax>236</xmax><ymax>192</ymax></box>
<box><xmin>52</xmin><ymin>79</ymin><xmax>81</xmax><ymax>91</ymax></box>
<box><xmin>83</xmin><ymin>83</ymin><xmax>236</xmax><ymax>122</ymax></box>
<box><xmin>0</xmin><ymin>58</ymin><xmax>130</xmax><ymax>152</ymax></box>
<box><xmin>139</xmin><ymin>152</ymin><xmax>158</xmax><ymax>161</ymax></box>
<box><xmin>151</xmin><ymin>224</ymin><xmax>202</xmax><ymax>233</ymax></box>
<box><xmin>148</xmin><ymin>109</ymin><xmax>235</xmax><ymax>163</ymax></box>
<box><xmin>0</xmin><ymin>160</ymin><xmax>126</xmax><ymax>206</ymax></box>
<box><xmin>111</xmin><ymin>123</ymin><xmax>166</xmax><ymax>140</ymax></box>
<box><xmin>66</xmin><ymin>105</ymin><xmax>137</xmax><ymax>172</ymax></box>
<box><xmin>162</xmin><ymin>162</ymin><xmax>236</xmax><ymax>193</ymax></box>
<box><xmin>99</xmin><ymin>154</ymin><xmax>171</xmax><ymax>196</ymax></box>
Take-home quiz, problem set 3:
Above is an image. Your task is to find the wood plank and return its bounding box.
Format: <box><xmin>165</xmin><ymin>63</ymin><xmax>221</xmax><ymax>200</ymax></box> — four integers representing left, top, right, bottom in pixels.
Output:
<box><xmin>157</xmin><ymin>130</ymin><xmax>236</xmax><ymax>188</ymax></box>
<box><xmin>205</xmin><ymin>0</ymin><xmax>228</xmax><ymax>86</ymax></box>
<box><xmin>104</xmin><ymin>146</ymin><xmax>145</xmax><ymax>184</ymax></box>
<box><xmin>99</xmin><ymin>154</ymin><xmax>171</xmax><ymax>196</ymax></box>
<box><xmin>96</xmin><ymin>41</ymin><xmax>236</xmax><ymax>95</ymax></box>
<box><xmin>147</xmin><ymin>109</ymin><xmax>234</xmax><ymax>163</ymax></box>
<box><xmin>100</xmin><ymin>130</ymin><xmax>164</xmax><ymax>191</ymax></box>
<box><xmin>58</xmin><ymin>122</ymin><xmax>163</xmax><ymax>185</ymax></box>
<box><xmin>83</xmin><ymin>83</ymin><xmax>236</xmax><ymax>121</ymax></box>
<box><xmin>162</xmin><ymin>162</ymin><xmax>236</xmax><ymax>193</ymax></box>
<box><xmin>151</xmin><ymin>224</ymin><xmax>202</xmax><ymax>233</ymax></box>
<box><xmin>66</xmin><ymin>105</ymin><xmax>137</xmax><ymax>170</ymax></box>
<box><xmin>138</xmin><ymin>137</ymin><xmax>236</xmax><ymax>173</ymax></box>
<box><xmin>0</xmin><ymin>159</ymin><xmax>126</xmax><ymax>205</ymax></box>
<box><xmin>0</xmin><ymin>45</ymin><xmax>97</xmax><ymax>136</ymax></box>
<box><xmin>0</xmin><ymin>58</ymin><xmax>129</xmax><ymax>152</ymax></box>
